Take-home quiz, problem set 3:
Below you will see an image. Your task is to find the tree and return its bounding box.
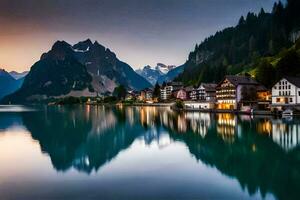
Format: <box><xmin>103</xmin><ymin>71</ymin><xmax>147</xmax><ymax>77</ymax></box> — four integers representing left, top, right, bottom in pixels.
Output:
<box><xmin>153</xmin><ymin>82</ymin><xmax>160</xmax><ymax>98</ymax></box>
<box><xmin>277</xmin><ymin>49</ymin><xmax>300</xmax><ymax>77</ymax></box>
<box><xmin>113</xmin><ymin>85</ymin><xmax>127</xmax><ymax>100</ymax></box>
<box><xmin>256</xmin><ymin>59</ymin><xmax>276</xmax><ymax>88</ymax></box>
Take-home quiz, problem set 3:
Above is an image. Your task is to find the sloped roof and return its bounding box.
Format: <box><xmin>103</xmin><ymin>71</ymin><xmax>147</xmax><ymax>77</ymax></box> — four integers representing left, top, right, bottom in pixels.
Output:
<box><xmin>220</xmin><ymin>75</ymin><xmax>259</xmax><ymax>87</ymax></box>
<box><xmin>284</xmin><ymin>77</ymin><xmax>300</xmax><ymax>88</ymax></box>
<box><xmin>185</xmin><ymin>86</ymin><xmax>195</xmax><ymax>92</ymax></box>
<box><xmin>200</xmin><ymin>83</ymin><xmax>217</xmax><ymax>91</ymax></box>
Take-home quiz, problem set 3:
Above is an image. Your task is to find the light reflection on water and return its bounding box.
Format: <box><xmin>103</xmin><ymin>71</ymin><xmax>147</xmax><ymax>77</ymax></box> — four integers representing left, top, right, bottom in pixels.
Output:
<box><xmin>0</xmin><ymin>105</ymin><xmax>299</xmax><ymax>200</ymax></box>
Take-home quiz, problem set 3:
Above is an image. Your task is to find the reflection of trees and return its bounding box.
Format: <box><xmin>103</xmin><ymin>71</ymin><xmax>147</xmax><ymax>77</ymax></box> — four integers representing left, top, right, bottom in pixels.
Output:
<box><xmin>17</xmin><ymin>106</ymin><xmax>300</xmax><ymax>199</ymax></box>
<box><xmin>168</xmin><ymin>117</ymin><xmax>300</xmax><ymax>200</ymax></box>
<box><xmin>22</xmin><ymin>106</ymin><xmax>144</xmax><ymax>174</ymax></box>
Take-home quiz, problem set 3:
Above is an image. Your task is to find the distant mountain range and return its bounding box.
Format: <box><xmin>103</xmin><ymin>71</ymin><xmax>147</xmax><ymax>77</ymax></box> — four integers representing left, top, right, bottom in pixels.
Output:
<box><xmin>0</xmin><ymin>69</ymin><xmax>25</xmax><ymax>100</ymax></box>
<box><xmin>2</xmin><ymin>39</ymin><xmax>151</xmax><ymax>103</ymax></box>
<box><xmin>136</xmin><ymin>63</ymin><xmax>184</xmax><ymax>85</ymax></box>
<box><xmin>9</xmin><ymin>71</ymin><xmax>28</xmax><ymax>80</ymax></box>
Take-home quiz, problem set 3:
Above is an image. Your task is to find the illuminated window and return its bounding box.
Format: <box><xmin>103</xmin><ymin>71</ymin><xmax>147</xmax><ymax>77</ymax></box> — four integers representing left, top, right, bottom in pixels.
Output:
<box><xmin>276</xmin><ymin>98</ymin><xmax>280</xmax><ymax>102</ymax></box>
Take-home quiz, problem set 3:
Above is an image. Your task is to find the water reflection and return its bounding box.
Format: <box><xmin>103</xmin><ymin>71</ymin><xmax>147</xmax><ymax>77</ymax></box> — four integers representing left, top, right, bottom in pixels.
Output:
<box><xmin>0</xmin><ymin>106</ymin><xmax>300</xmax><ymax>200</ymax></box>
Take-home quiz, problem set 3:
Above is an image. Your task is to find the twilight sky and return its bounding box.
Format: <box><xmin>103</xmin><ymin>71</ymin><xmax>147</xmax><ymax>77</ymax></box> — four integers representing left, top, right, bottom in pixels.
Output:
<box><xmin>0</xmin><ymin>0</ymin><xmax>277</xmax><ymax>72</ymax></box>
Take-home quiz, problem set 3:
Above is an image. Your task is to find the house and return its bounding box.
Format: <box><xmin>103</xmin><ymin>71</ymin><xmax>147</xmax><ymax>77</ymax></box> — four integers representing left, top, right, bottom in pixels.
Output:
<box><xmin>173</xmin><ymin>89</ymin><xmax>187</xmax><ymax>100</ymax></box>
<box><xmin>125</xmin><ymin>90</ymin><xmax>138</xmax><ymax>100</ymax></box>
<box><xmin>271</xmin><ymin>77</ymin><xmax>300</xmax><ymax>110</ymax></box>
<box><xmin>216</xmin><ymin>75</ymin><xmax>260</xmax><ymax>110</ymax></box>
<box><xmin>160</xmin><ymin>82</ymin><xmax>183</xmax><ymax>100</ymax></box>
<box><xmin>197</xmin><ymin>83</ymin><xmax>217</xmax><ymax>102</ymax></box>
<box><xmin>139</xmin><ymin>88</ymin><xmax>153</xmax><ymax>101</ymax></box>
<box><xmin>185</xmin><ymin>86</ymin><xmax>197</xmax><ymax>100</ymax></box>
<box><xmin>257</xmin><ymin>85</ymin><xmax>271</xmax><ymax>110</ymax></box>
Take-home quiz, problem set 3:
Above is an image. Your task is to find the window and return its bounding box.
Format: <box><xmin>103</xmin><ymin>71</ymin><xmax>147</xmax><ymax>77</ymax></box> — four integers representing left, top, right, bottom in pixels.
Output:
<box><xmin>290</xmin><ymin>98</ymin><xmax>293</xmax><ymax>103</ymax></box>
<box><xmin>274</xmin><ymin>86</ymin><xmax>277</xmax><ymax>89</ymax></box>
<box><xmin>276</xmin><ymin>98</ymin><xmax>280</xmax><ymax>102</ymax></box>
<box><xmin>289</xmin><ymin>85</ymin><xmax>291</xmax><ymax>89</ymax></box>
<box><xmin>279</xmin><ymin>91</ymin><xmax>281</xmax><ymax>95</ymax></box>
<box><xmin>279</xmin><ymin>81</ymin><xmax>281</xmax><ymax>85</ymax></box>
<box><xmin>289</xmin><ymin>91</ymin><xmax>291</xmax><ymax>95</ymax></box>
<box><xmin>299</xmin><ymin>91</ymin><xmax>300</xmax><ymax>96</ymax></box>
<box><xmin>279</xmin><ymin>86</ymin><xmax>281</xmax><ymax>89</ymax></box>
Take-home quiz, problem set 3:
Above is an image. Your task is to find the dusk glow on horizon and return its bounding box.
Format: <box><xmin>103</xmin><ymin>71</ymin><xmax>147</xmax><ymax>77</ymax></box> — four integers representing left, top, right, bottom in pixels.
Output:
<box><xmin>0</xmin><ymin>0</ymin><xmax>276</xmax><ymax>72</ymax></box>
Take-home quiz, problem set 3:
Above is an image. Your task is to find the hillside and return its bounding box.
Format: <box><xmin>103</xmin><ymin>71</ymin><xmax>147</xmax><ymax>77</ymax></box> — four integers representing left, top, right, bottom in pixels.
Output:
<box><xmin>0</xmin><ymin>69</ymin><xmax>24</xmax><ymax>100</ymax></box>
<box><xmin>177</xmin><ymin>0</ymin><xmax>300</xmax><ymax>85</ymax></box>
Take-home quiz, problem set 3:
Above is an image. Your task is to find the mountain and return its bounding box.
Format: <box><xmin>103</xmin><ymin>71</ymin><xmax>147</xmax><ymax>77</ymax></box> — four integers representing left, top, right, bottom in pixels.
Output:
<box><xmin>0</xmin><ymin>69</ymin><xmax>24</xmax><ymax>100</ymax></box>
<box><xmin>157</xmin><ymin>64</ymin><xmax>184</xmax><ymax>84</ymax></box>
<box><xmin>136</xmin><ymin>63</ymin><xmax>182</xmax><ymax>85</ymax></box>
<box><xmin>9</xmin><ymin>71</ymin><xmax>28</xmax><ymax>80</ymax></box>
<box><xmin>177</xmin><ymin>0</ymin><xmax>300</xmax><ymax>85</ymax></box>
<box><xmin>2</xmin><ymin>39</ymin><xmax>151</xmax><ymax>103</ymax></box>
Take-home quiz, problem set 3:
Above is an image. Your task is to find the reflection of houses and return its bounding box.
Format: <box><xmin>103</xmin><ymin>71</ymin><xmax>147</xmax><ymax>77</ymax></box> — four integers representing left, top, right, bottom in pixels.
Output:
<box><xmin>271</xmin><ymin>77</ymin><xmax>300</xmax><ymax>110</ymax></box>
<box><xmin>185</xmin><ymin>112</ymin><xmax>212</xmax><ymax>137</ymax></box>
<box><xmin>272</xmin><ymin>120</ymin><xmax>300</xmax><ymax>151</ymax></box>
<box><xmin>216</xmin><ymin>114</ymin><xmax>238</xmax><ymax>143</ymax></box>
<box><xmin>160</xmin><ymin>82</ymin><xmax>183</xmax><ymax>100</ymax></box>
<box><xmin>216</xmin><ymin>75</ymin><xmax>260</xmax><ymax>110</ymax></box>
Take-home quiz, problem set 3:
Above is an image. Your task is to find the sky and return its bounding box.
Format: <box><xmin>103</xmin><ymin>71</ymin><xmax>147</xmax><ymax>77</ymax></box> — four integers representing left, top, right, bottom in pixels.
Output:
<box><xmin>0</xmin><ymin>0</ymin><xmax>278</xmax><ymax>72</ymax></box>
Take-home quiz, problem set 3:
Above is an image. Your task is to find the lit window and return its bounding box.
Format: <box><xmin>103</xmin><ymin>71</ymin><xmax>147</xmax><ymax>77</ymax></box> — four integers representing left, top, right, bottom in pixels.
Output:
<box><xmin>276</xmin><ymin>98</ymin><xmax>280</xmax><ymax>102</ymax></box>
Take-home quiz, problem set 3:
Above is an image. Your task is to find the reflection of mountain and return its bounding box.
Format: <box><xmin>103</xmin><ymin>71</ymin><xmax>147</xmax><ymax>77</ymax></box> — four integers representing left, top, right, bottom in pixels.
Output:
<box><xmin>21</xmin><ymin>106</ymin><xmax>145</xmax><ymax>174</ymax></box>
<box><xmin>4</xmin><ymin>106</ymin><xmax>300</xmax><ymax>200</ymax></box>
<box><xmin>167</xmin><ymin>116</ymin><xmax>300</xmax><ymax>200</ymax></box>
<box><xmin>0</xmin><ymin>112</ymin><xmax>23</xmax><ymax>131</ymax></box>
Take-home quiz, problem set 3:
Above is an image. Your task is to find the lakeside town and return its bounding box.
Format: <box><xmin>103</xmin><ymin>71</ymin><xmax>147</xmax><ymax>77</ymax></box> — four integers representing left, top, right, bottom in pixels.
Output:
<box><xmin>105</xmin><ymin>74</ymin><xmax>300</xmax><ymax>117</ymax></box>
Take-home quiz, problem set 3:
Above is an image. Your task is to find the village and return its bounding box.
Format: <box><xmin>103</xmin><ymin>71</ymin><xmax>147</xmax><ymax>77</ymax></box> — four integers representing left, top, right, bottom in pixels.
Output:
<box><xmin>129</xmin><ymin>75</ymin><xmax>300</xmax><ymax>116</ymax></box>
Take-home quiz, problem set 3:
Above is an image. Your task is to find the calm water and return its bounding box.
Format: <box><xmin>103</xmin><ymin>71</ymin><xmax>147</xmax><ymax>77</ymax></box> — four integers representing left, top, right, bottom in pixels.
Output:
<box><xmin>0</xmin><ymin>105</ymin><xmax>299</xmax><ymax>200</ymax></box>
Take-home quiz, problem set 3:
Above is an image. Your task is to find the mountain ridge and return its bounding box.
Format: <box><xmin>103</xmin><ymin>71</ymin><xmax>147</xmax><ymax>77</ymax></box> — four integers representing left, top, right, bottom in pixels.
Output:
<box><xmin>2</xmin><ymin>39</ymin><xmax>151</xmax><ymax>103</ymax></box>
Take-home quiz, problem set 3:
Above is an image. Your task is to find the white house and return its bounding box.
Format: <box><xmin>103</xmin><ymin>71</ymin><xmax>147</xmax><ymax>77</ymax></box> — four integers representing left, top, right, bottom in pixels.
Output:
<box><xmin>271</xmin><ymin>77</ymin><xmax>300</xmax><ymax>110</ymax></box>
<box><xmin>160</xmin><ymin>82</ymin><xmax>183</xmax><ymax>100</ymax></box>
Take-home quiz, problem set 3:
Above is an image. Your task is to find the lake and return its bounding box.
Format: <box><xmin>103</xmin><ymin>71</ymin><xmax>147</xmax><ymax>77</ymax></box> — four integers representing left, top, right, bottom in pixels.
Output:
<box><xmin>0</xmin><ymin>105</ymin><xmax>299</xmax><ymax>200</ymax></box>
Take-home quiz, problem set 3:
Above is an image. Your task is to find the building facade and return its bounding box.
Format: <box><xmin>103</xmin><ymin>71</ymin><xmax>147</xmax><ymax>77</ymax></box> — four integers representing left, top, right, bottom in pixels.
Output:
<box><xmin>160</xmin><ymin>82</ymin><xmax>183</xmax><ymax>100</ymax></box>
<box><xmin>216</xmin><ymin>75</ymin><xmax>259</xmax><ymax>110</ymax></box>
<box><xmin>197</xmin><ymin>83</ymin><xmax>217</xmax><ymax>101</ymax></box>
<box><xmin>271</xmin><ymin>77</ymin><xmax>300</xmax><ymax>110</ymax></box>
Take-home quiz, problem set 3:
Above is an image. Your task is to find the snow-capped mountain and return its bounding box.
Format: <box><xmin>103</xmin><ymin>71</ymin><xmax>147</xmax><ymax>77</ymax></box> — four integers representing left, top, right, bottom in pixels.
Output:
<box><xmin>9</xmin><ymin>71</ymin><xmax>28</xmax><ymax>80</ymax></box>
<box><xmin>136</xmin><ymin>63</ymin><xmax>183</xmax><ymax>85</ymax></box>
<box><xmin>155</xmin><ymin>63</ymin><xmax>176</xmax><ymax>74</ymax></box>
